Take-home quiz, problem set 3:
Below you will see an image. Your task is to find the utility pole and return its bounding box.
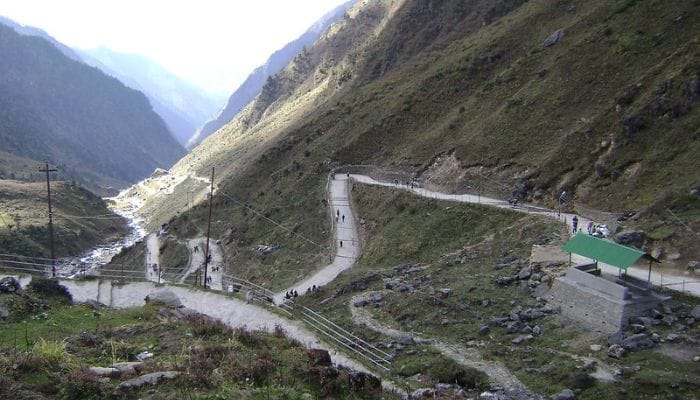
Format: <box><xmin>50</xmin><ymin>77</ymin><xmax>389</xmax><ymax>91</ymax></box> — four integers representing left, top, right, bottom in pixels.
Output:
<box><xmin>39</xmin><ymin>163</ymin><xmax>58</xmax><ymax>277</ymax></box>
<box><xmin>203</xmin><ymin>167</ymin><xmax>214</xmax><ymax>288</ymax></box>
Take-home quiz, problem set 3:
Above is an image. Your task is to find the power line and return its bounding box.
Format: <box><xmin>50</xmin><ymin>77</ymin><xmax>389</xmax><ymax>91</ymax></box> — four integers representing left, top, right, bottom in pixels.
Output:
<box><xmin>219</xmin><ymin>191</ymin><xmax>328</xmax><ymax>251</ymax></box>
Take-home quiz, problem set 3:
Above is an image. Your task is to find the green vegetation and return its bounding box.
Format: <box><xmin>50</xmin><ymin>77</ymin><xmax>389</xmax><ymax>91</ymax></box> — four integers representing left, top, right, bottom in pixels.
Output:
<box><xmin>0</xmin><ymin>22</ymin><xmax>184</xmax><ymax>191</ymax></box>
<box><xmin>0</xmin><ymin>180</ymin><xmax>129</xmax><ymax>261</ymax></box>
<box><xmin>0</xmin><ymin>281</ymin><xmax>395</xmax><ymax>400</ymax></box>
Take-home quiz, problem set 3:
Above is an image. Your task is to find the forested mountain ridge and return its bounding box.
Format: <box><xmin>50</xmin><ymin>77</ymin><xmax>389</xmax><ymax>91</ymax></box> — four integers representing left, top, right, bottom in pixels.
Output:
<box><xmin>0</xmin><ymin>21</ymin><xmax>185</xmax><ymax>193</ymax></box>
<box><xmin>79</xmin><ymin>47</ymin><xmax>223</xmax><ymax>146</ymax></box>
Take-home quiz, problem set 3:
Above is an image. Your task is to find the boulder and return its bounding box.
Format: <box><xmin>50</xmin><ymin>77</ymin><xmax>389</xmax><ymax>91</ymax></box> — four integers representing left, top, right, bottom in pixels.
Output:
<box><xmin>118</xmin><ymin>371</ymin><xmax>179</xmax><ymax>390</ymax></box>
<box><xmin>89</xmin><ymin>366</ymin><xmax>120</xmax><ymax>377</ymax></box>
<box><xmin>541</xmin><ymin>29</ymin><xmax>565</xmax><ymax>47</ymax></box>
<box><xmin>608</xmin><ymin>331</ymin><xmax>624</xmax><ymax>346</ymax></box>
<box><xmin>512</xmin><ymin>334</ymin><xmax>534</xmax><ymax>344</ymax></box>
<box><xmin>496</xmin><ymin>276</ymin><xmax>515</xmax><ymax>285</ymax></box>
<box><xmin>690</xmin><ymin>305</ymin><xmax>700</xmax><ymax>320</ymax></box>
<box><xmin>631</xmin><ymin>324</ymin><xmax>646</xmax><ymax>334</ymax></box>
<box><xmin>614</xmin><ymin>230</ymin><xmax>647</xmax><ymax>248</ymax></box>
<box><xmin>665</xmin><ymin>334</ymin><xmax>681</xmax><ymax>343</ymax></box>
<box><xmin>439</xmin><ymin>288</ymin><xmax>452</xmax><ymax>298</ymax></box>
<box><xmin>144</xmin><ymin>290</ymin><xmax>182</xmax><ymax>308</ymax></box>
<box><xmin>553</xmin><ymin>388</ymin><xmax>575</xmax><ymax>400</ymax></box>
<box><xmin>478</xmin><ymin>325</ymin><xmax>490</xmax><ymax>335</ymax></box>
<box><xmin>622</xmin><ymin>333</ymin><xmax>655</xmax><ymax>351</ymax></box>
<box><xmin>607</xmin><ymin>344</ymin><xmax>626</xmax><ymax>359</ymax></box>
<box><xmin>0</xmin><ymin>277</ymin><xmax>21</xmax><ymax>293</ymax></box>
<box><xmin>111</xmin><ymin>362</ymin><xmax>143</xmax><ymax>376</ymax></box>
<box><xmin>590</xmin><ymin>344</ymin><xmax>602</xmax><ymax>352</ymax></box>
<box><xmin>518</xmin><ymin>268</ymin><xmax>532</xmax><ymax>280</ymax></box>
<box><xmin>411</xmin><ymin>388</ymin><xmax>436</xmax><ymax>398</ymax></box>
<box><xmin>398</xmin><ymin>334</ymin><xmax>416</xmax><ymax>346</ymax></box>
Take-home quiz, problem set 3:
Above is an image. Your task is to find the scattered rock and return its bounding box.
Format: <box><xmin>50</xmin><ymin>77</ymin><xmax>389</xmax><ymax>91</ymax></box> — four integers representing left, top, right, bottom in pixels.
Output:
<box><xmin>690</xmin><ymin>305</ymin><xmax>700</xmax><ymax>320</ymax></box>
<box><xmin>541</xmin><ymin>29</ymin><xmax>565</xmax><ymax>47</ymax></box>
<box><xmin>111</xmin><ymin>362</ymin><xmax>143</xmax><ymax>376</ymax></box>
<box><xmin>608</xmin><ymin>344</ymin><xmax>626</xmax><ymax>359</ymax></box>
<box><xmin>518</xmin><ymin>268</ymin><xmax>532</xmax><ymax>280</ymax></box>
<box><xmin>553</xmin><ymin>388</ymin><xmax>576</xmax><ymax>400</ymax></box>
<box><xmin>89</xmin><ymin>366</ymin><xmax>120</xmax><ymax>377</ymax></box>
<box><xmin>118</xmin><ymin>371</ymin><xmax>179</xmax><ymax>390</ymax></box>
<box><xmin>512</xmin><ymin>334</ymin><xmax>534</xmax><ymax>344</ymax></box>
<box><xmin>439</xmin><ymin>288</ymin><xmax>452</xmax><ymax>298</ymax></box>
<box><xmin>631</xmin><ymin>324</ymin><xmax>646</xmax><ymax>334</ymax></box>
<box><xmin>536</xmin><ymin>68</ymin><xmax>548</xmax><ymax>78</ymax></box>
<box><xmin>590</xmin><ymin>344</ymin><xmax>602</xmax><ymax>352</ymax></box>
<box><xmin>496</xmin><ymin>276</ymin><xmax>515</xmax><ymax>285</ymax></box>
<box><xmin>135</xmin><ymin>351</ymin><xmax>154</xmax><ymax>361</ymax></box>
<box><xmin>478</xmin><ymin>325</ymin><xmax>490</xmax><ymax>335</ymax></box>
<box><xmin>665</xmin><ymin>334</ymin><xmax>681</xmax><ymax>343</ymax></box>
<box><xmin>144</xmin><ymin>290</ymin><xmax>182</xmax><ymax>308</ymax></box>
<box><xmin>0</xmin><ymin>277</ymin><xmax>21</xmax><ymax>293</ymax></box>
<box><xmin>622</xmin><ymin>333</ymin><xmax>655</xmax><ymax>351</ymax></box>
<box><xmin>410</xmin><ymin>388</ymin><xmax>436</xmax><ymax>399</ymax></box>
<box><xmin>614</xmin><ymin>230</ymin><xmax>647</xmax><ymax>247</ymax></box>
<box><xmin>687</xmin><ymin>260</ymin><xmax>700</xmax><ymax>272</ymax></box>
<box><xmin>398</xmin><ymin>334</ymin><xmax>415</xmax><ymax>346</ymax></box>
<box><xmin>532</xmin><ymin>325</ymin><xmax>542</xmax><ymax>336</ymax></box>
<box><xmin>0</xmin><ymin>307</ymin><xmax>8</xmax><ymax>320</ymax></box>
<box><xmin>253</xmin><ymin>242</ymin><xmax>281</xmax><ymax>255</ymax></box>
<box><xmin>441</xmin><ymin>319</ymin><xmax>450</xmax><ymax>326</ymax></box>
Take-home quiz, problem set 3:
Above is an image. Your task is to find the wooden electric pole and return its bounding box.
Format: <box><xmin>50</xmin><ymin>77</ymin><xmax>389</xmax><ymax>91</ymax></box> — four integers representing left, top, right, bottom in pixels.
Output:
<box><xmin>39</xmin><ymin>163</ymin><xmax>58</xmax><ymax>277</ymax></box>
<box><xmin>203</xmin><ymin>167</ymin><xmax>214</xmax><ymax>288</ymax></box>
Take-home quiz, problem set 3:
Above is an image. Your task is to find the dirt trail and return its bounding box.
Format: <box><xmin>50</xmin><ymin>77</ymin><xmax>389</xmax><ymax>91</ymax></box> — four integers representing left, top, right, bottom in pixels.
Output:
<box><xmin>350</xmin><ymin>292</ymin><xmax>539</xmax><ymax>399</ymax></box>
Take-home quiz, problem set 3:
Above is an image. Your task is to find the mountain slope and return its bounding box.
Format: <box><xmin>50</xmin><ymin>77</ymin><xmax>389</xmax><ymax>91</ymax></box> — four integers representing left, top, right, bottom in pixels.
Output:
<box><xmin>79</xmin><ymin>47</ymin><xmax>224</xmax><ymax>146</ymax></box>
<box><xmin>140</xmin><ymin>0</ymin><xmax>698</xmax><ymax>269</ymax></box>
<box><xmin>187</xmin><ymin>0</ymin><xmax>354</xmax><ymax>148</ymax></box>
<box><xmin>0</xmin><ymin>22</ymin><xmax>185</xmax><ymax>192</ymax></box>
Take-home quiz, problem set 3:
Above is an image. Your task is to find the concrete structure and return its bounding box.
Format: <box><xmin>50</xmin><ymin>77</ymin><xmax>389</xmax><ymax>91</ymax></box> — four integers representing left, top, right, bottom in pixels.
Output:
<box><xmin>549</xmin><ymin>264</ymin><xmax>668</xmax><ymax>334</ymax></box>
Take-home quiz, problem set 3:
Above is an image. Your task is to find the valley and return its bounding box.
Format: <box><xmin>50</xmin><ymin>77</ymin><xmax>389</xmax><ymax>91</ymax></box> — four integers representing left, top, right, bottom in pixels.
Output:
<box><xmin>1</xmin><ymin>0</ymin><xmax>699</xmax><ymax>398</ymax></box>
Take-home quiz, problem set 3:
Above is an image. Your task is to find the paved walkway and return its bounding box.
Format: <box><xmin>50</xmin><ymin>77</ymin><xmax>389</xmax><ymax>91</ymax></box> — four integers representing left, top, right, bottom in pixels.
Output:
<box><xmin>180</xmin><ymin>237</ymin><xmax>224</xmax><ymax>290</ymax></box>
<box><xmin>349</xmin><ymin>174</ymin><xmax>699</xmax><ymax>296</ymax></box>
<box><xmin>274</xmin><ymin>174</ymin><xmax>361</xmax><ymax>304</ymax></box>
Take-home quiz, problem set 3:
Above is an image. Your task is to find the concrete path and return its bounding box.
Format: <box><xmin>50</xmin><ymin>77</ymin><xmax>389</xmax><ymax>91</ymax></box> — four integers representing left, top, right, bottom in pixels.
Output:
<box><xmin>349</xmin><ymin>174</ymin><xmax>699</xmax><ymax>296</ymax></box>
<box><xmin>274</xmin><ymin>174</ymin><xmax>361</xmax><ymax>304</ymax></box>
<box><xmin>145</xmin><ymin>233</ymin><xmax>162</xmax><ymax>283</ymax></box>
<box><xmin>180</xmin><ymin>237</ymin><xmax>224</xmax><ymax>290</ymax></box>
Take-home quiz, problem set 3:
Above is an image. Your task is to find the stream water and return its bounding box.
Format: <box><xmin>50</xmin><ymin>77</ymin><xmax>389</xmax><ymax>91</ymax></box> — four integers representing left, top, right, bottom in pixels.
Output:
<box><xmin>56</xmin><ymin>190</ymin><xmax>147</xmax><ymax>278</ymax></box>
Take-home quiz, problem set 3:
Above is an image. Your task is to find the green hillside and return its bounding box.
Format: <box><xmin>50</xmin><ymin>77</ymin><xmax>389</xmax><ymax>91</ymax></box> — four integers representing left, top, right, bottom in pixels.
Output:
<box><xmin>0</xmin><ymin>180</ymin><xmax>128</xmax><ymax>261</ymax></box>
<box><xmin>141</xmin><ymin>0</ymin><xmax>698</xmax><ymax>277</ymax></box>
<box><xmin>0</xmin><ymin>22</ymin><xmax>185</xmax><ymax>193</ymax></box>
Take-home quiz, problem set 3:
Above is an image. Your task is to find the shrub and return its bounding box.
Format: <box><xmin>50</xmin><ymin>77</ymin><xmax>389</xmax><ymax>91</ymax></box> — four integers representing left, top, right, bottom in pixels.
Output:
<box><xmin>58</xmin><ymin>365</ymin><xmax>107</xmax><ymax>399</ymax></box>
<box><xmin>33</xmin><ymin>338</ymin><xmax>72</xmax><ymax>371</ymax></box>
<box><xmin>28</xmin><ymin>278</ymin><xmax>72</xmax><ymax>304</ymax></box>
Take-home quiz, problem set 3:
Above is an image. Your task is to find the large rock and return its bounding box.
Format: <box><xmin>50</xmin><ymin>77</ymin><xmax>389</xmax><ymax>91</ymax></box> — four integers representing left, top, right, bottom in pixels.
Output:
<box><xmin>621</xmin><ymin>333</ymin><xmax>655</xmax><ymax>351</ymax></box>
<box><xmin>0</xmin><ymin>277</ymin><xmax>21</xmax><ymax>293</ymax></box>
<box><xmin>144</xmin><ymin>290</ymin><xmax>182</xmax><ymax>308</ymax></box>
<box><xmin>118</xmin><ymin>371</ymin><xmax>179</xmax><ymax>390</ymax></box>
<box><xmin>541</xmin><ymin>29</ymin><xmax>565</xmax><ymax>47</ymax></box>
<box><xmin>553</xmin><ymin>388</ymin><xmax>576</xmax><ymax>400</ymax></box>
<box><xmin>608</xmin><ymin>344</ymin><xmax>625</xmax><ymax>359</ymax></box>
<box><xmin>691</xmin><ymin>305</ymin><xmax>700</xmax><ymax>320</ymax></box>
<box><xmin>517</xmin><ymin>268</ymin><xmax>532</xmax><ymax>280</ymax></box>
<box><xmin>614</xmin><ymin>230</ymin><xmax>647</xmax><ymax>248</ymax></box>
<box><xmin>89</xmin><ymin>366</ymin><xmax>120</xmax><ymax>377</ymax></box>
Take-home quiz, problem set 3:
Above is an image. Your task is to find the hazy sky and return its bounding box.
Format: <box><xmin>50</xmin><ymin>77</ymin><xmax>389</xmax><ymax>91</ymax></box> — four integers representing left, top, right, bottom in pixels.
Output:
<box><xmin>0</xmin><ymin>0</ymin><xmax>352</xmax><ymax>96</ymax></box>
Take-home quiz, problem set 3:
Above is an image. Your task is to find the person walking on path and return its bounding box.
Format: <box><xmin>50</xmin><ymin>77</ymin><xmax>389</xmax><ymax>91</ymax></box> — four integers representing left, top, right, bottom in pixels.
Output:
<box><xmin>342</xmin><ymin>214</ymin><xmax>345</xmax><ymax>222</ymax></box>
<box><xmin>572</xmin><ymin>216</ymin><xmax>579</xmax><ymax>233</ymax></box>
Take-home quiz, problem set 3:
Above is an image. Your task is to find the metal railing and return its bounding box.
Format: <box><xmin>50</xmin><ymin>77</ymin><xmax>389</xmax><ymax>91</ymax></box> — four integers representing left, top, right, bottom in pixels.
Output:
<box><xmin>222</xmin><ymin>274</ymin><xmax>275</xmax><ymax>303</ymax></box>
<box><xmin>300</xmin><ymin>306</ymin><xmax>392</xmax><ymax>371</ymax></box>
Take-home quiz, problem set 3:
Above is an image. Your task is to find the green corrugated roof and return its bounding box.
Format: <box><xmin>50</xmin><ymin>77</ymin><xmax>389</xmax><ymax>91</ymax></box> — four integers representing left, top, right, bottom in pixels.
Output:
<box><xmin>562</xmin><ymin>233</ymin><xmax>649</xmax><ymax>270</ymax></box>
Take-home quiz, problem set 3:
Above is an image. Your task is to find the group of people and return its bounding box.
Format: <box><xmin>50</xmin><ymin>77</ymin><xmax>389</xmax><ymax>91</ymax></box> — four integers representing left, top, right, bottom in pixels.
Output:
<box><xmin>571</xmin><ymin>215</ymin><xmax>610</xmax><ymax>238</ymax></box>
<box><xmin>284</xmin><ymin>290</ymin><xmax>299</xmax><ymax>299</ymax></box>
